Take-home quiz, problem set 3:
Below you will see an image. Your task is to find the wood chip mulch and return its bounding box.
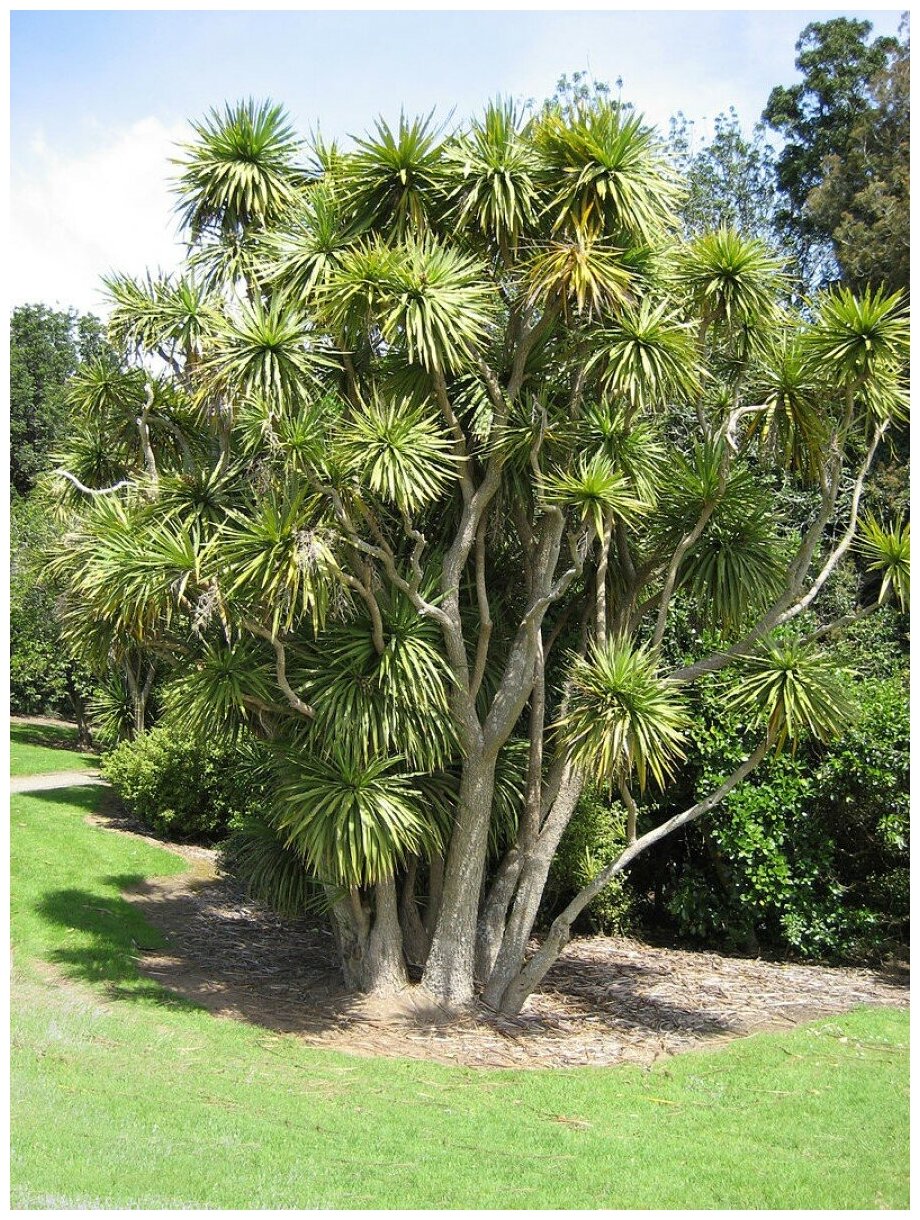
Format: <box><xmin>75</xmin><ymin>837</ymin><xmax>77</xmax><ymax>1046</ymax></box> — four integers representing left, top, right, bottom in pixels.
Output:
<box><xmin>88</xmin><ymin>805</ymin><xmax>909</xmax><ymax>1070</ymax></box>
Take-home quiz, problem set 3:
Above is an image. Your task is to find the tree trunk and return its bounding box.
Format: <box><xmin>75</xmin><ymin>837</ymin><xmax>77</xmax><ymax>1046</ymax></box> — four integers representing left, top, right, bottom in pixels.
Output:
<box><xmin>364</xmin><ymin>877</ymin><xmax>408</xmax><ymax>993</ymax></box>
<box><xmin>399</xmin><ymin>857</ymin><xmax>431</xmax><ymax>972</ymax></box>
<box><xmin>328</xmin><ymin>890</ymin><xmax>370</xmax><ymax>991</ymax></box>
<box><xmin>481</xmin><ymin>765</ymin><xmax>584</xmax><ymax>1010</ymax></box>
<box><xmin>423</xmin><ymin>852</ymin><xmax>445</xmax><ymax>937</ymax></box>
<box><xmin>329</xmin><ymin>880</ymin><xmax>408</xmax><ymax>995</ymax></box>
<box><xmin>65</xmin><ymin>675</ymin><xmax>93</xmax><ymax>751</ymax></box>
<box><xmin>422</xmin><ymin>748</ymin><xmax>498</xmax><ymax>1007</ymax></box>
<box><xmin>475</xmin><ymin>847</ymin><xmax>523</xmax><ymax>982</ymax></box>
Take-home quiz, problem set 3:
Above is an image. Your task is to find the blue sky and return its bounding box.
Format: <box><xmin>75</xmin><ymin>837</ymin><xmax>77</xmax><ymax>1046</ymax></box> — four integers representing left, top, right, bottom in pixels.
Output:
<box><xmin>10</xmin><ymin>8</ymin><xmax>904</xmax><ymax>313</ymax></box>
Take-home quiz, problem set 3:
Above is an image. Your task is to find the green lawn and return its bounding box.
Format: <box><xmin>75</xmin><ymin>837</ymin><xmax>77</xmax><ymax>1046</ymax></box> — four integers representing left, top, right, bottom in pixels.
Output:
<box><xmin>11</xmin><ymin>782</ymin><xmax>909</xmax><ymax>1209</ymax></box>
<box><xmin>10</xmin><ymin>720</ymin><xmax>99</xmax><ymax>776</ymax></box>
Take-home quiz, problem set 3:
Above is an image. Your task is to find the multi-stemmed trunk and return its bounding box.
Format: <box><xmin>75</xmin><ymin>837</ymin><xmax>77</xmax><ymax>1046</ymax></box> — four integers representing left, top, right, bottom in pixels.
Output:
<box><xmin>481</xmin><ymin>763</ymin><xmax>584</xmax><ymax>1010</ymax></box>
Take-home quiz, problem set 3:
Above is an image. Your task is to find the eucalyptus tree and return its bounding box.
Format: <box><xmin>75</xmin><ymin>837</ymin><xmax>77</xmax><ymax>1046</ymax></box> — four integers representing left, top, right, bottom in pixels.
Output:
<box><xmin>49</xmin><ymin>97</ymin><xmax>909</xmax><ymax>1013</ymax></box>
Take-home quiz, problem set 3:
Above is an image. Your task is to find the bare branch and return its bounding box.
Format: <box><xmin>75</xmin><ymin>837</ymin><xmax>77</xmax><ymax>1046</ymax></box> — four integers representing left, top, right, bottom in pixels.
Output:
<box><xmin>148</xmin><ymin>414</ymin><xmax>195</xmax><ymax>473</ymax></box>
<box><xmin>668</xmin><ymin>421</ymin><xmax>886</xmax><ymax>684</ymax></box>
<box><xmin>798</xmin><ymin>597</ymin><xmax>887</xmax><ymax>646</ymax></box>
<box><xmin>773</xmin><ymin>421</ymin><xmax>888</xmax><ymax>627</ymax></box>
<box><xmin>434</xmin><ymin>373</ymin><xmax>474</xmax><ymax>505</ymax></box>
<box><xmin>499</xmin><ymin>735</ymin><xmax>772</xmax><ymax>1012</ymax></box>
<box><xmin>470</xmin><ymin>514</ymin><xmax>493</xmax><ymax>701</ymax></box>
<box><xmin>246</xmin><ymin>621</ymin><xmax>315</xmax><ymax>719</ymax></box>
<box><xmin>136</xmin><ymin>382</ymin><xmax>159</xmax><ymax>489</ymax></box>
<box><xmin>651</xmin><ymin>486</ymin><xmax>722</xmax><ymax>652</ymax></box>
<box><xmin>56</xmin><ymin>470</ymin><xmax>130</xmax><ymax>496</ymax></box>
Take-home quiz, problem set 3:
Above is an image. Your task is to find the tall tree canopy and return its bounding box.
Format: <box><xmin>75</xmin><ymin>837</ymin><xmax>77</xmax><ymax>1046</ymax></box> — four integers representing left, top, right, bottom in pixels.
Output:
<box><xmin>763</xmin><ymin>15</ymin><xmax>905</xmax><ymax>282</ymax></box>
<box><xmin>49</xmin><ymin>96</ymin><xmax>909</xmax><ymax>1013</ymax></box>
<box><xmin>805</xmin><ymin>26</ymin><xmax>909</xmax><ymax>291</ymax></box>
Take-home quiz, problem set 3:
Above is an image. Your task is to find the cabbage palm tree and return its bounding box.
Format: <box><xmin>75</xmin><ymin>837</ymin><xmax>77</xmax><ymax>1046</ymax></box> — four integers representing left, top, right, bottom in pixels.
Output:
<box><xmin>51</xmin><ymin>96</ymin><xmax>909</xmax><ymax>1010</ymax></box>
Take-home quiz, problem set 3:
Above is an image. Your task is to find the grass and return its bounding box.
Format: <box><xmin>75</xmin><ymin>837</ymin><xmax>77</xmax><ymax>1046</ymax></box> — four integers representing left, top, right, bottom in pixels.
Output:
<box><xmin>10</xmin><ymin>720</ymin><xmax>99</xmax><ymax>776</ymax></box>
<box><xmin>11</xmin><ymin>781</ymin><xmax>909</xmax><ymax>1209</ymax></box>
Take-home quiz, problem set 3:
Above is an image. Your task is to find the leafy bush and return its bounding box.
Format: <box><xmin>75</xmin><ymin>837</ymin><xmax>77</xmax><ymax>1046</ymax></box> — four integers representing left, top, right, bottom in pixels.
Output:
<box><xmin>662</xmin><ymin>667</ymin><xmax>908</xmax><ymax>962</ymax></box>
<box><xmin>102</xmin><ymin>725</ymin><xmax>268</xmax><ymax>842</ymax></box>
<box><xmin>543</xmin><ymin>788</ymin><xmax>636</xmax><ymax>935</ymax></box>
<box><xmin>10</xmin><ymin>496</ymin><xmax>91</xmax><ymax>717</ymax></box>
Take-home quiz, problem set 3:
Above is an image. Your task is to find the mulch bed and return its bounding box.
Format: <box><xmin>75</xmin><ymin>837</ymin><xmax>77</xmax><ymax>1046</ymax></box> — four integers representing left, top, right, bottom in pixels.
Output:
<box><xmin>88</xmin><ymin>802</ymin><xmax>909</xmax><ymax>1070</ymax></box>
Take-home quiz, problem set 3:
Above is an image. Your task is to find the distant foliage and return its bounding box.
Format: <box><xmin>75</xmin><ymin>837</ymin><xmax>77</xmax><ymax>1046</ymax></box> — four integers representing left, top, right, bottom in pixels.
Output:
<box><xmin>10</xmin><ymin>495</ymin><xmax>93</xmax><ymax>718</ymax></box>
<box><xmin>102</xmin><ymin>725</ymin><xmax>268</xmax><ymax>842</ymax></box>
<box><xmin>666</xmin><ymin>110</ymin><xmax>782</xmax><ymax>251</ymax></box>
<box><xmin>805</xmin><ymin>31</ymin><xmax>909</xmax><ymax>292</ymax></box>
<box><xmin>10</xmin><ymin>305</ymin><xmax>107</xmax><ymax>497</ymax></box>
<box><xmin>763</xmin><ymin>16</ymin><xmax>905</xmax><ymax>283</ymax></box>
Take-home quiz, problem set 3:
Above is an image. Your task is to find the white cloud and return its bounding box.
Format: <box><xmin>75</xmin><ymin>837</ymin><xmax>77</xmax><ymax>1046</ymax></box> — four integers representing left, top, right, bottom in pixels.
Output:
<box><xmin>10</xmin><ymin>117</ymin><xmax>188</xmax><ymax>316</ymax></box>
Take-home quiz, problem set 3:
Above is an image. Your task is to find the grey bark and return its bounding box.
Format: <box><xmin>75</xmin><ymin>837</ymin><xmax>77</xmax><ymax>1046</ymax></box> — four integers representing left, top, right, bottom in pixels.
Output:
<box><xmin>481</xmin><ymin>763</ymin><xmax>584</xmax><ymax>1009</ymax></box>
<box><xmin>422</xmin><ymin>747</ymin><xmax>498</xmax><ymax>1006</ymax></box>
<box><xmin>399</xmin><ymin>857</ymin><xmax>431</xmax><ymax>969</ymax></box>
<box><xmin>329</xmin><ymin>879</ymin><xmax>408</xmax><ymax>994</ymax></box>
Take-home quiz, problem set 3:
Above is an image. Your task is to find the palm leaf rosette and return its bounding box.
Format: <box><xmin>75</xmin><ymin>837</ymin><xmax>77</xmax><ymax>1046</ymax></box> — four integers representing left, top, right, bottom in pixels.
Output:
<box><xmin>173</xmin><ymin>99</ymin><xmax>306</xmax><ymax>238</ymax></box>
<box><xmin>271</xmin><ymin>746</ymin><xmax>440</xmax><ymax>888</ymax></box>
<box><xmin>858</xmin><ymin>515</ymin><xmax>909</xmax><ymax>610</ymax></box>
<box><xmin>726</xmin><ymin>640</ymin><xmax>854</xmax><ymax>751</ymax></box>
<box><xmin>557</xmin><ymin>638</ymin><xmax>689</xmax><ymax>792</ymax></box>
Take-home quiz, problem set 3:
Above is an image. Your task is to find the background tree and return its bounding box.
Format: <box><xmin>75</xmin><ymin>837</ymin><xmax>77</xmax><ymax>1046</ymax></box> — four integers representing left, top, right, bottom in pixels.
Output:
<box><xmin>49</xmin><ymin>96</ymin><xmax>908</xmax><ymax>1015</ymax></box>
<box><xmin>805</xmin><ymin>24</ymin><xmax>909</xmax><ymax>292</ymax></box>
<box><xmin>10</xmin><ymin>305</ymin><xmax>107</xmax><ymax>497</ymax></box>
<box><xmin>763</xmin><ymin>15</ymin><xmax>903</xmax><ymax>283</ymax></box>
<box><xmin>10</xmin><ymin>496</ymin><xmax>95</xmax><ymax>743</ymax></box>
<box><xmin>667</xmin><ymin>109</ymin><xmax>782</xmax><ymax>250</ymax></box>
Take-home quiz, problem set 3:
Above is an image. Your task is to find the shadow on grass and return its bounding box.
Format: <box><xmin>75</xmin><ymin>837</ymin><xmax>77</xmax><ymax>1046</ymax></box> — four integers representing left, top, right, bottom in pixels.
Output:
<box><xmin>16</xmin><ymin>785</ymin><xmax>106</xmax><ymax>812</ymax></box>
<box><xmin>11</xmin><ymin>721</ymin><xmax>97</xmax><ymax>756</ymax></box>
<box><xmin>35</xmin><ymin>884</ymin><xmax>200</xmax><ymax>1014</ymax></box>
<box><xmin>35</xmin><ymin>870</ymin><xmax>741</xmax><ymax>1046</ymax></box>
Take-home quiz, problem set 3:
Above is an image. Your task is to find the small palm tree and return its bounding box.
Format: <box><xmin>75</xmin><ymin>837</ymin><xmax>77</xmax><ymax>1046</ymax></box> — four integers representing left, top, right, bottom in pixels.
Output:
<box><xmin>50</xmin><ymin>92</ymin><xmax>908</xmax><ymax>1013</ymax></box>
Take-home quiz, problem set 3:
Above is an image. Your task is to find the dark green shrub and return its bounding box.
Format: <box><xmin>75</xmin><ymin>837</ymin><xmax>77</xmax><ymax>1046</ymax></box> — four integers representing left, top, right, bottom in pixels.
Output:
<box><xmin>662</xmin><ymin>667</ymin><xmax>908</xmax><ymax>962</ymax></box>
<box><xmin>10</xmin><ymin>495</ymin><xmax>92</xmax><ymax>718</ymax></box>
<box><xmin>543</xmin><ymin>788</ymin><xmax>636</xmax><ymax>935</ymax></box>
<box><xmin>101</xmin><ymin>724</ymin><xmax>268</xmax><ymax>842</ymax></box>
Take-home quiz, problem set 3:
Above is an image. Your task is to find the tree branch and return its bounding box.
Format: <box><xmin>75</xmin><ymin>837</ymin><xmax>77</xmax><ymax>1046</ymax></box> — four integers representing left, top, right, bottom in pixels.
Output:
<box><xmin>470</xmin><ymin>514</ymin><xmax>493</xmax><ymax>700</ymax></box>
<box><xmin>56</xmin><ymin>471</ymin><xmax>130</xmax><ymax>496</ymax></box>
<box><xmin>246</xmin><ymin>622</ymin><xmax>315</xmax><ymax>718</ymax></box>
<box><xmin>668</xmin><ymin>421</ymin><xmax>885</xmax><ymax>684</ymax></box>
<box><xmin>499</xmin><ymin>735</ymin><xmax>772</xmax><ymax>1012</ymax></box>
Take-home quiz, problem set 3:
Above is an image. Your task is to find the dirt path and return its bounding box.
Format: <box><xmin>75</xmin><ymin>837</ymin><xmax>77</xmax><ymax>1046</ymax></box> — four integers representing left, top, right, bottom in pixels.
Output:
<box><xmin>80</xmin><ymin>803</ymin><xmax>910</xmax><ymax>1070</ymax></box>
<box><xmin>12</xmin><ymin>772</ymin><xmax>104</xmax><ymax>794</ymax></box>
